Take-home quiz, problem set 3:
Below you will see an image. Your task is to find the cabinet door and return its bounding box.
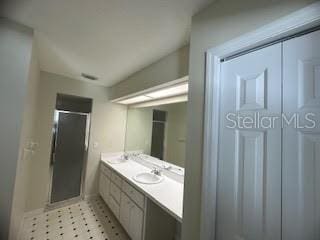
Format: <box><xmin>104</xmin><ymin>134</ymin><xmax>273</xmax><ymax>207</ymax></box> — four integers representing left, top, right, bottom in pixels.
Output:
<box><xmin>109</xmin><ymin>195</ymin><xmax>120</xmax><ymax>219</ymax></box>
<box><xmin>99</xmin><ymin>172</ymin><xmax>110</xmax><ymax>204</ymax></box>
<box><xmin>110</xmin><ymin>181</ymin><xmax>121</xmax><ymax>203</ymax></box>
<box><xmin>120</xmin><ymin>192</ymin><xmax>131</xmax><ymax>232</ymax></box>
<box><xmin>283</xmin><ymin>29</ymin><xmax>320</xmax><ymax>240</ymax></box>
<box><xmin>216</xmin><ymin>43</ymin><xmax>282</xmax><ymax>240</ymax></box>
<box><xmin>104</xmin><ymin>176</ymin><xmax>110</xmax><ymax>204</ymax></box>
<box><xmin>99</xmin><ymin>172</ymin><xmax>106</xmax><ymax>200</ymax></box>
<box><xmin>129</xmin><ymin>203</ymin><xmax>143</xmax><ymax>240</ymax></box>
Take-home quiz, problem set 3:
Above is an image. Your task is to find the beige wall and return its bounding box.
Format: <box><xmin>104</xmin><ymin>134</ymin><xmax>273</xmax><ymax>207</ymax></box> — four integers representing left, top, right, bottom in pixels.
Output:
<box><xmin>9</xmin><ymin>39</ymin><xmax>40</xmax><ymax>240</ymax></box>
<box><xmin>26</xmin><ymin>72</ymin><xmax>127</xmax><ymax>211</ymax></box>
<box><xmin>182</xmin><ymin>0</ymin><xmax>318</xmax><ymax>240</ymax></box>
<box><xmin>110</xmin><ymin>45</ymin><xmax>189</xmax><ymax>100</ymax></box>
<box><xmin>0</xmin><ymin>18</ymin><xmax>34</xmax><ymax>240</ymax></box>
<box><xmin>125</xmin><ymin>108</ymin><xmax>153</xmax><ymax>154</ymax></box>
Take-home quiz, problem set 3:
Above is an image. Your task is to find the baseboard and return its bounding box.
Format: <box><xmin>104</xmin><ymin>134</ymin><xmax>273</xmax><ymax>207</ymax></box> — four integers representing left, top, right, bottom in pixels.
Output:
<box><xmin>84</xmin><ymin>193</ymin><xmax>98</xmax><ymax>201</ymax></box>
<box><xmin>21</xmin><ymin>196</ymin><xmax>97</xmax><ymax>218</ymax></box>
<box><xmin>23</xmin><ymin>208</ymin><xmax>45</xmax><ymax>218</ymax></box>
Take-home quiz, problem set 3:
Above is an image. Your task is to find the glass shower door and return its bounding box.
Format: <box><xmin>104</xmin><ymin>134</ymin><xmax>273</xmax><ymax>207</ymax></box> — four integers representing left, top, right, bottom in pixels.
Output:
<box><xmin>50</xmin><ymin>111</ymin><xmax>89</xmax><ymax>204</ymax></box>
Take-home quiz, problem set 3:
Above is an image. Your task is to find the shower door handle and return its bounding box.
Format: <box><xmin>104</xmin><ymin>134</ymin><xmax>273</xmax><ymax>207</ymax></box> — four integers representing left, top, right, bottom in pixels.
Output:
<box><xmin>51</xmin><ymin>152</ymin><xmax>56</xmax><ymax>166</ymax></box>
<box><xmin>50</xmin><ymin>124</ymin><xmax>58</xmax><ymax>166</ymax></box>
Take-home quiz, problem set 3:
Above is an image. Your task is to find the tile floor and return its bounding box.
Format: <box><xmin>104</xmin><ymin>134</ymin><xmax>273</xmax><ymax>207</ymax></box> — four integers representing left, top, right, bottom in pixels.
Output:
<box><xmin>20</xmin><ymin>197</ymin><xmax>130</xmax><ymax>240</ymax></box>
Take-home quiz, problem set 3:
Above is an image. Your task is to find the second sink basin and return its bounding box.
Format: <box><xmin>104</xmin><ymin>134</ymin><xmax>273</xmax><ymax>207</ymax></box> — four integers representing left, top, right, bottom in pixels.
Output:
<box><xmin>133</xmin><ymin>172</ymin><xmax>164</xmax><ymax>184</ymax></box>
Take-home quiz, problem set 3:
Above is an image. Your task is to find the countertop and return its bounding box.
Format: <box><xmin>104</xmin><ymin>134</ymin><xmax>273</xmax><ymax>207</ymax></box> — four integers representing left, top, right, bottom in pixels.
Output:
<box><xmin>100</xmin><ymin>154</ymin><xmax>184</xmax><ymax>222</ymax></box>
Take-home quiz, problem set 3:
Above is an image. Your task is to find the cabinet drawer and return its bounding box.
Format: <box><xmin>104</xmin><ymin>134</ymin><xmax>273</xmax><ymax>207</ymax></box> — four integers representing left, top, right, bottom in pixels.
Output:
<box><xmin>122</xmin><ymin>181</ymin><xmax>145</xmax><ymax>209</ymax></box>
<box><xmin>111</xmin><ymin>171</ymin><xmax>122</xmax><ymax>187</ymax></box>
<box><xmin>110</xmin><ymin>182</ymin><xmax>121</xmax><ymax>203</ymax></box>
<box><xmin>109</xmin><ymin>196</ymin><xmax>120</xmax><ymax>219</ymax></box>
<box><xmin>101</xmin><ymin>163</ymin><xmax>111</xmax><ymax>178</ymax></box>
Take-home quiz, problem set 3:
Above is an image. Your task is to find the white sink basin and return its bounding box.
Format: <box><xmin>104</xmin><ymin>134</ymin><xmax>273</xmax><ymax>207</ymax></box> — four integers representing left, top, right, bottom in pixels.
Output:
<box><xmin>106</xmin><ymin>158</ymin><xmax>126</xmax><ymax>164</ymax></box>
<box><xmin>133</xmin><ymin>172</ymin><xmax>164</xmax><ymax>184</ymax></box>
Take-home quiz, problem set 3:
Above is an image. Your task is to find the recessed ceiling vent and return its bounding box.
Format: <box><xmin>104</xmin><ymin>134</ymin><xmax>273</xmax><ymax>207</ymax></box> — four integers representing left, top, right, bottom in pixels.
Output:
<box><xmin>81</xmin><ymin>73</ymin><xmax>98</xmax><ymax>81</ymax></box>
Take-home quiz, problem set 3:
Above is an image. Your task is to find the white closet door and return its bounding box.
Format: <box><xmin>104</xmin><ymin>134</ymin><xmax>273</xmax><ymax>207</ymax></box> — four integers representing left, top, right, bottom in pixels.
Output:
<box><xmin>283</xmin><ymin>30</ymin><xmax>320</xmax><ymax>240</ymax></box>
<box><xmin>216</xmin><ymin>43</ymin><xmax>282</xmax><ymax>240</ymax></box>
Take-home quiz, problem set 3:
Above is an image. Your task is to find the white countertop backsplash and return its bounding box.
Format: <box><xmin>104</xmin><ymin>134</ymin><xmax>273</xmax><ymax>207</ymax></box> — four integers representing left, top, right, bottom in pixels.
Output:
<box><xmin>100</xmin><ymin>152</ymin><xmax>184</xmax><ymax>222</ymax></box>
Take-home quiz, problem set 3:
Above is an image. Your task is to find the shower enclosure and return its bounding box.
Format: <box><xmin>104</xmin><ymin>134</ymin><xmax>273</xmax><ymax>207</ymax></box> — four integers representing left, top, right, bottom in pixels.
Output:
<box><xmin>48</xmin><ymin>94</ymin><xmax>92</xmax><ymax>207</ymax></box>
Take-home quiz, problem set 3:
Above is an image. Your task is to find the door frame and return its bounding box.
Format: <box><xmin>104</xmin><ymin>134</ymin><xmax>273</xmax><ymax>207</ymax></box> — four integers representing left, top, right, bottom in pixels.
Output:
<box><xmin>200</xmin><ymin>2</ymin><xmax>320</xmax><ymax>240</ymax></box>
<box><xmin>47</xmin><ymin>110</ymin><xmax>91</xmax><ymax>209</ymax></box>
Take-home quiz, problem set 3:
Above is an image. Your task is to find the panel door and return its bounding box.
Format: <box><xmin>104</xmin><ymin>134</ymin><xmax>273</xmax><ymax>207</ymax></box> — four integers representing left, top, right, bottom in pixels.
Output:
<box><xmin>282</xmin><ymin>30</ymin><xmax>320</xmax><ymax>240</ymax></box>
<box><xmin>216</xmin><ymin>43</ymin><xmax>282</xmax><ymax>240</ymax></box>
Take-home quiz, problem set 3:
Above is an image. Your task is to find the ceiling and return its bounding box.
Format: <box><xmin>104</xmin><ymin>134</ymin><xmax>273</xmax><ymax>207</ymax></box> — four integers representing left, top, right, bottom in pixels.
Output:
<box><xmin>1</xmin><ymin>0</ymin><xmax>212</xmax><ymax>86</ymax></box>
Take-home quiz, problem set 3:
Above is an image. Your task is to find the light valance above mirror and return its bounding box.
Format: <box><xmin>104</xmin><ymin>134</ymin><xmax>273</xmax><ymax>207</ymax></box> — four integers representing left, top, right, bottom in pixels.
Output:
<box><xmin>112</xmin><ymin>76</ymin><xmax>188</xmax><ymax>107</ymax></box>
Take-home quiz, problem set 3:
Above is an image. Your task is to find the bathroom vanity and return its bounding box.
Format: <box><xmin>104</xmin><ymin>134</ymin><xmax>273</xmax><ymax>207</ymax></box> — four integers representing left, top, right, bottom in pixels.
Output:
<box><xmin>99</xmin><ymin>152</ymin><xmax>184</xmax><ymax>240</ymax></box>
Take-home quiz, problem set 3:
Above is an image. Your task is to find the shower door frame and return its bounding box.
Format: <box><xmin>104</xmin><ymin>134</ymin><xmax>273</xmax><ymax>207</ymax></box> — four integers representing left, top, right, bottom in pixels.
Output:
<box><xmin>47</xmin><ymin>110</ymin><xmax>91</xmax><ymax>209</ymax></box>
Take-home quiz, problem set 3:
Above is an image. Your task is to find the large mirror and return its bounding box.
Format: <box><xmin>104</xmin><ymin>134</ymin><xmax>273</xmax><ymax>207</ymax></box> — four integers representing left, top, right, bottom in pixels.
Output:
<box><xmin>125</xmin><ymin>102</ymin><xmax>187</xmax><ymax>168</ymax></box>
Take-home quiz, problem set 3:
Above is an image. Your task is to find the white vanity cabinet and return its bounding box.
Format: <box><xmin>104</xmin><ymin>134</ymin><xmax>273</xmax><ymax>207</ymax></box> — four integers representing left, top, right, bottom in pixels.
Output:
<box><xmin>100</xmin><ymin>163</ymin><xmax>145</xmax><ymax>240</ymax></box>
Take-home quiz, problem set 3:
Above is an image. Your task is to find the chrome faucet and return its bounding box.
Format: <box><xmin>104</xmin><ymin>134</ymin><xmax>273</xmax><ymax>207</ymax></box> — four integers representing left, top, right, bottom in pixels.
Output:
<box><xmin>151</xmin><ymin>168</ymin><xmax>162</xmax><ymax>176</ymax></box>
<box><xmin>122</xmin><ymin>152</ymin><xmax>129</xmax><ymax>160</ymax></box>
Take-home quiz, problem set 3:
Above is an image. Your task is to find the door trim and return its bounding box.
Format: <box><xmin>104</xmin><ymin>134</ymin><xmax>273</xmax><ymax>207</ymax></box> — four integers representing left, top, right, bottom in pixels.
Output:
<box><xmin>201</xmin><ymin>2</ymin><xmax>320</xmax><ymax>240</ymax></box>
<box><xmin>47</xmin><ymin>110</ymin><xmax>91</xmax><ymax>208</ymax></box>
